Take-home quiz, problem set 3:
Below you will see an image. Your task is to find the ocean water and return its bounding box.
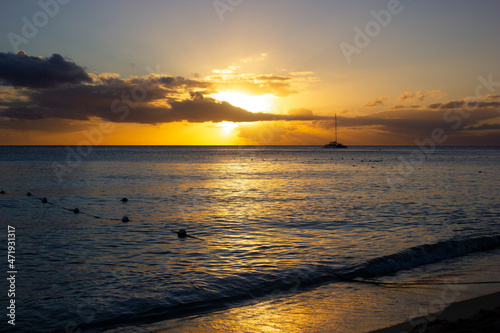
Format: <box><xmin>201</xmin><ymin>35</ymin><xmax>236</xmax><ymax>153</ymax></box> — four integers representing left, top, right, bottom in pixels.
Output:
<box><xmin>1</xmin><ymin>145</ymin><xmax>499</xmax><ymax>332</ymax></box>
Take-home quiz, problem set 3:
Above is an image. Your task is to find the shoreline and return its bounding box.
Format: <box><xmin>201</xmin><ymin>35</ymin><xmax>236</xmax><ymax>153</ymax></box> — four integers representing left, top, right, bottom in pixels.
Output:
<box><xmin>371</xmin><ymin>291</ymin><xmax>500</xmax><ymax>333</ymax></box>
<box><xmin>104</xmin><ymin>284</ymin><xmax>500</xmax><ymax>333</ymax></box>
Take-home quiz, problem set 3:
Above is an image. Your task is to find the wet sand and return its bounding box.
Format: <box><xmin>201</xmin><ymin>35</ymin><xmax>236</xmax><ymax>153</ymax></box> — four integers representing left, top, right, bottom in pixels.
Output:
<box><xmin>371</xmin><ymin>291</ymin><xmax>500</xmax><ymax>333</ymax></box>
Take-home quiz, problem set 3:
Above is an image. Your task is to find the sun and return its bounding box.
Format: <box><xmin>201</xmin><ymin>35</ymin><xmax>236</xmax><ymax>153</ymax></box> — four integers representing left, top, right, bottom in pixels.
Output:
<box><xmin>217</xmin><ymin>121</ymin><xmax>239</xmax><ymax>135</ymax></box>
<box><xmin>209</xmin><ymin>90</ymin><xmax>275</xmax><ymax>113</ymax></box>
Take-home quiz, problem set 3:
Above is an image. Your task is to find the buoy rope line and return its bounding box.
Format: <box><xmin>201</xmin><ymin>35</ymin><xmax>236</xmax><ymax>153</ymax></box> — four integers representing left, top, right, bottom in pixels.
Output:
<box><xmin>1</xmin><ymin>190</ymin><xmax>203</xmax><ymax>239</ymax></box>
<box><xmin>334</xmin><ymin>273</ymin><xmax>500</xmax><ymax>288</ymax></box>
<box><xmin>1</xmin><ymin>191</ymin><xmax>497</xmax><ymax>272</ymax></box>
<box><xmin>23</xmin><ymin>191</ymin><xmax>131</xmax><ymax>222</ymax></box>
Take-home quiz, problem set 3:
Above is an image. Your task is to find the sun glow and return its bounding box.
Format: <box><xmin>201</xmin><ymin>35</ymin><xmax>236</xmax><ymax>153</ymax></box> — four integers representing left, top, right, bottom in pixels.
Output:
<box><xmin>210</xmin><ymin>90</ymin><xmax>275</xmax><ymax>113</ymax></box>
<box><xmin>217</xmin><ymin>121</ymin><xmax>239</xmax><ymax>135</ymax></box>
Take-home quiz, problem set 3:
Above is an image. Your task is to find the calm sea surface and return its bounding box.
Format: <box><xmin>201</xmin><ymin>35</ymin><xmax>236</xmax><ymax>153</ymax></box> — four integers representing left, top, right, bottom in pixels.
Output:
<box><xmin>1</xmin><ymin>146</ymin><xmax>499</xmax><ymax>332</ymax></box>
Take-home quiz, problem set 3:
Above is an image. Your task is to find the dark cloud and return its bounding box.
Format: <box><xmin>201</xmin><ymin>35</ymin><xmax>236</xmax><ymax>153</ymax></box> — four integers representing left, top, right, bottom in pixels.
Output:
<box><xmin>167</xmin><ymin>99</ymin><xmax>280</xmax><ymax>123</ymax></box>
<box><xmin>0</xmin><ymin>117</ymin><xmax>88</xmax><ymax>133</ymax></box>
<box><xmin>477</xmin><ymin>101</ymin><xmax>500</xmax><ymax>108</ymax></box>
<box><xmin>0</xmin><ymin>73</ymin><xmax>221</xmax><ymax>124</ymax></box>
<box><xmin>0</xmin><ymin>53</ymin><xmax>327</xmax><ymax>128</ymax></box>
<box><xmin>2</xmin><ymin>81</ymin><xmax>497</xmax><ymax>136</ymax></box>
<box><xmin>311</xmin><ymin>107</ymin><xmax>499</xmax><ymax>145</ymax></box>
<box><xmin>391</xmin><ymin>104</ymin><xmax>421</xmax><ymax>110</ymax></box>
<box><xmin>0</xmin><ymin>52</ymin><xmax>92</xmax><ymax>88</ymax></box>
<box><xmin>340</xmin><ymin>108</ymin><xmax>500</xmax><ymax>137</ymax></box>
<box><xmin>429</xmin><ymin>100</ymin><xmax>466</xmax><ymax>109</ymax></box>
<box><xmin>465</xmin><ymin>123</ymin><xmax>500</xmax><ymax>131</ymax></box>
<box><xmin>0</xmin><ymin>76</ymin><xmax>327</xmax><ymax>130</ymax></box>
<box><xmin>429</xmin><ymin>100</ymin><xmax>500</xmax><ymax>110</ymax></box>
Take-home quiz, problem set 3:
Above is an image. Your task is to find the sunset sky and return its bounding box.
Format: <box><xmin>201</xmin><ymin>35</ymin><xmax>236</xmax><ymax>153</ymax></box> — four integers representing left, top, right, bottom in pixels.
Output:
<box><xmin>0</xmin><ymin>0</ymin><xmax>499</xmax><ymax>145</ymax></box>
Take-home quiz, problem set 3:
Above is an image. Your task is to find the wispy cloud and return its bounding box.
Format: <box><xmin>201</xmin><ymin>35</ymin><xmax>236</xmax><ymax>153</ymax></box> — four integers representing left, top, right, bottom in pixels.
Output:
<box><xmin>205</xmin><ymin>68</ymin><xmax>299</xmax><ymax>97</ymax></box>
<box><xmin>399</xmin><ymin>90</ymin><xmax>446</xmax><ymax>101</ymax></box>
<box><xmin>364</xmin><ymin>97</ymin><xmax>389</xmax><ymax>107</ymax></box>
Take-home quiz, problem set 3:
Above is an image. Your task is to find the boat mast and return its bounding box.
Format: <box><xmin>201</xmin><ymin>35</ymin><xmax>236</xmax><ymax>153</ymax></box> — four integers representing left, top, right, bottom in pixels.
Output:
<box><xmin>335</xmin><ymin>114</ymin><xmax>338</xmax><ymax>143</ymax></box>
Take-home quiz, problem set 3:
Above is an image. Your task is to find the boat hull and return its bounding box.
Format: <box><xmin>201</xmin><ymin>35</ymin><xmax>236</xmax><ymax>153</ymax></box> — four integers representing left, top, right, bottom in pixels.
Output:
<box><xmin>324</xmin><ymin>142</ymin><xmax>347</xmax><ymax>148</ymax></box>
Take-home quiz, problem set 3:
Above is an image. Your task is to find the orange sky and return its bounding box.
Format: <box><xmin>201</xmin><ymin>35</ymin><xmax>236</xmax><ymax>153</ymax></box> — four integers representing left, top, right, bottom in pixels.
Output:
<box><xmin>1</xmin><ymin>1</ymin><xmax>499</xmax><ymax>145</ymax></box>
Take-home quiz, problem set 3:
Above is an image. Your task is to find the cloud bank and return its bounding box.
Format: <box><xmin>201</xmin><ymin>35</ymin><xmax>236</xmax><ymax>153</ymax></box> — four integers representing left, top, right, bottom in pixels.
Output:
<box><xmin>0</xmin><ymin>52</ymin><xmax>327</xmax><ymax>131</ymax></box>
<box><xmin>0</xmin><ymin>52</ymin><xmax>498</xmax><ymax>146</ymax></box>
<box><xmin>0</xmin><ymin>51</ymin><xmax>92</xmax><ymax>88</ymax></box>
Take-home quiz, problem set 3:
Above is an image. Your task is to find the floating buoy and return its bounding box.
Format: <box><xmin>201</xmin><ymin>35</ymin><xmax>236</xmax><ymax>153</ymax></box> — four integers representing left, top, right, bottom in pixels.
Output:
<box><xmin>177</xmin><ymin>229</ymin><xmax>187</xmax><ymax>238</ymax></box>
<box><xmin>41</xmin><ymin>197</ymin><xmax>48</xmax><ymax>203</ymax></box>
<box><xmin>121</xmin><ymin>197</ymin><xmax>128</xmax><ymax>202</ymax></box>
<box><xmin>0</xmin><ymin>190</ymin><xmax>5</xmax><ymax>194</ymax></box>
<box><xmin>73</xmin><ymin>208</ymin><xmax>80</xmax><ymax>214</ymax></box>
<box><xmin>171</xmin><ymin>229</ymin><xmax>203</xmax><ymax>240</ymax></box>
<box><xmin>122</xmin><ymin>216</ymin><xmax>129</xmax><ymax>222</ymax></box>
<box><xmin>479</xmin><ymin>171</ymin><xmax>482</xmax><ymax>173</ymax></box>
<box><xmin>26</xmin><ymin>192</ymin><xmax>32</xmax><ymax>197</ymax></box>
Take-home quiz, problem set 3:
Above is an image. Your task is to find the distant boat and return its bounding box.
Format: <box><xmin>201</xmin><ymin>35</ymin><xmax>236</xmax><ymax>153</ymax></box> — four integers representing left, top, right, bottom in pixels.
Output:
<box><xmin>324</xmin><ymin>114</ymin><xmax>347</xmax><ymax>148</ymax></box>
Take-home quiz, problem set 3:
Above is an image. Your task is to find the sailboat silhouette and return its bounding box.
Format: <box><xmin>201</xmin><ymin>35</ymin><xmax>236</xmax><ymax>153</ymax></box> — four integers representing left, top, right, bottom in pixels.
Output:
<box><xmin>324</xmin><ymin>114</ymin><xmax>347</xmax><ymax>148</ymax></box>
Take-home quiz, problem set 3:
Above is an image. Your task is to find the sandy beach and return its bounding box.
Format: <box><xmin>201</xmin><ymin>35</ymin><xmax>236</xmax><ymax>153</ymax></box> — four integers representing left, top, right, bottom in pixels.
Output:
<box><xmin>103</xmin><ymin>279</ymin><xmax>500</xmax><ymax>333</ymax></box>
<box><xmin>372</xmin><ymin>291</ymin><xmax>500</xmax><ymax>333</ymax></box>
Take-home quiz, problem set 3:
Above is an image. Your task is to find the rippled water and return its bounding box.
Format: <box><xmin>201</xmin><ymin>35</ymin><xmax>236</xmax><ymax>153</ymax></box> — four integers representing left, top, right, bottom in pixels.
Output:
<box><xmin>1</xmin><ymin>146</ymin><xmax>499</xmax><ymax>332</ymax></box>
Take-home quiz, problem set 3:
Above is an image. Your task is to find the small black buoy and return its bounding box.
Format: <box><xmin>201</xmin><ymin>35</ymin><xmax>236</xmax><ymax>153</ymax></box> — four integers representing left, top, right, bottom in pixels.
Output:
<box><xmin>121</xmin><ymin>197</ymin><xmax>128</xmax><ymax>202</ymax></box>
<box><xmin>479</xmin><ymin>171</ymin><xmax>482</xmax><ymax>173</ymax></box>
<box><xmin>0</xmin><ymin>190</ymin><xmax>5</xmax><ymax>194</ymax></box>
<box><xmin>73</xmin><ymin>208</ymin><xmax>80</xmax><ymax>214</ymax></box>
<box><xmin>41</xmin><ymin>197</ymin><xmax>48</xmax><ymax>203</ymax></box>
<box><xmin>26</xmin><ymin>192</ymin><xmax>32</xmax><ymax>197</ymax></box>
<box><xmin>122</xmin><ymin>216</ymin><xmax>129</xmax><ymax>222</ymax></box>
<box><xmin>177</xmin><ymin>229</ymin><xmax>187</xmax><ymax>238</ymax></box>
